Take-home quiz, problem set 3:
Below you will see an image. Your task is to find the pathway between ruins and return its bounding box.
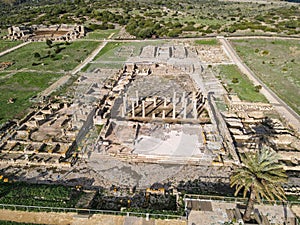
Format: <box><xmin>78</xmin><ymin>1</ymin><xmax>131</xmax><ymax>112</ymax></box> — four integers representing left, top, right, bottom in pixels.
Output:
<box><xmin>219</xmin><ymin>36</ymin><xmax>300</xmax><ymax>133</ymax></box>
<box><xmin>0</xmin><ymin>41</ymin><xmax>30</xmax><ymax>57</ymax></box>
<box><xmin>71</xmin><ymin>41</ymin><xmax>108</xmax><ymax>75</ymax></box>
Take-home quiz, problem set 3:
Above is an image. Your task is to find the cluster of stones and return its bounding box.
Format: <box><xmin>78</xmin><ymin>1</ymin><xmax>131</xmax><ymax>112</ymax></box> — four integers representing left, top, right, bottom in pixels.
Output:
<box><xmin>0</xmin><ymin>101</ymin><xmax>75</xmax><ymax>167</ymax></box>
<box><xmin>0</xmin><ymin>62</ymin><xmax>13</xmax><ymax>71</ymax></box>
<box><xmin>0</xmin><ymin>69</ymin><xmax>106</xmax><ymax>167</ymax></box>
<box><xmin>222</xmin><ymin>95</ymin><xmax>300</xmax><ymax>170</ymax></box>
<box><xmin>4</xmin><ymin>24</ymin><xmax>85</xmax><ymax>42</ymax></box>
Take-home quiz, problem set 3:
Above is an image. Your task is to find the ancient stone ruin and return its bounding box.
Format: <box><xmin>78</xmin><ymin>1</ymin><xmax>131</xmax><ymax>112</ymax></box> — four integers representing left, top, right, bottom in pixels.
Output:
<box><xmin>4</xmin><ymin>24</ymin><xmax>85</xmax><ymax>42</ymax></box>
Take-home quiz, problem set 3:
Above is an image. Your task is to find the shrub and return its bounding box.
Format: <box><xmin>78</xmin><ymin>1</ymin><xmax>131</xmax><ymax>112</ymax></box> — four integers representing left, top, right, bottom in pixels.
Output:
<box><xmin>254</xmin><ymin>85</ymin><xmax>262</xmax><ymax>92</ymax></box>
<box><xmin>232</xmin><ymin>77</ymin><xmax>239</xmax><ymax>83</ymax></box>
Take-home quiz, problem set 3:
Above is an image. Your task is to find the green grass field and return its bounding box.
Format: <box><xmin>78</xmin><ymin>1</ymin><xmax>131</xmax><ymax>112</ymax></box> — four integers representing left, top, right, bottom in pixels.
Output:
<box><xmin>0</xmin><ymin>181</ymin><xmax>82</xmax><ymax>208</ymax></box>
<box><xmin>215</xmin><ymin>65</ymin><xmax>268</xmax><ymax>103</ymax></box>
<box><xmin>0</xmin><ymin>72</ymin><xmax>63</xmax><ymax>124</ymax></box>
<box><xmin>84</xmin><ymin>29</ymin><xmax>119</xmax><ymax>40</ymax></box>
<box><xmin>0</xmin><ymin>41</ymin><xmax>99</xmax><ymax>72</ymax></box>
<box><xmin>0</xmin><ymin>40</ymin><xmax>22</xmax><ymax>53</ymax></box>
<box><xmin>231</xmin><ymin>38</ymin><xmax>300</xmax><ymax>115</ymax></box>
<box><xmin>194</xmin><ymin>39</ymin><xmax>219</xmax><ymax>45</ymax></box>
<box><xmin>0</xmin><ymin>72</ymin><xmax>10</xmax><ymax>77</ymax></box>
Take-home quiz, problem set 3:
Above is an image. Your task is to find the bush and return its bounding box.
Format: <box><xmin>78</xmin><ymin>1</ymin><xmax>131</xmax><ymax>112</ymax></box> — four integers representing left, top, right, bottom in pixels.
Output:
<box><xmin>262</xmin><ymin>50</ymin><xmax>269</xmax><ymax>55</ymax></box>
<box><xmin>232</xmin><ymin>77</ymin><xmax>239</xmax><ymax>83</ymax></box>
<box><xmin>254</xmin><ymin>85</ymin><xmax>262</xmax><ymax>92</ymax></box>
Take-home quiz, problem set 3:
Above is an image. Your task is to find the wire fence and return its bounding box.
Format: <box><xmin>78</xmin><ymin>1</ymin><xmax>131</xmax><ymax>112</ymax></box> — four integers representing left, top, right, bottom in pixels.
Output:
<box><xmin>0</xmin><ymin>203</ymin><xmax>186</xmax><ymax>221</ymax></box>
<box><xmin>183</xmin><ymin>194</ymin><xmax>300</xmax><ymax>206</ymax></box>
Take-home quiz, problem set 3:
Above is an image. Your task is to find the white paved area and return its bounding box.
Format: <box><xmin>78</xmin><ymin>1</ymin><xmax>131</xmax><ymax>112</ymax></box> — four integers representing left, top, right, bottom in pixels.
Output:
<box><xmin>134</xmin><ymin>130</ymin><xmax>201</xmax><ymax>157</ymax></box>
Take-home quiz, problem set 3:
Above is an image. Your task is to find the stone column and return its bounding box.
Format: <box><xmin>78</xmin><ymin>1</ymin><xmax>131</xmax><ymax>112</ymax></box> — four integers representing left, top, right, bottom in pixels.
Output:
<box><xmin>192</xmin><ymin>91</ymin><xmax>196</xmax><ymax>101</ymax></box>
<box><xmin>153</xmin><ymin>97</ymin><xmax>156</xmax><ymax>107</ymax></box>
<box><xmin>182</xmin><ymin>91</ymin><xmax>186</xmax><ymax>104</ymax></box>
<box><xmin>193</xmin><ymin>100</ymin><xmax>197</xmax><ymax>119</ymax></box>
<box><xmin>162</xmin><ymin>110</ymin><xmax>165</xmax><ymax>119</ymax></box>
<box><xmin>131</xmin><ymin>101</ymin><xmax>135</xmax><ymax>118</ymax></box>
<box><xmin>142</xmin><ymin>100</ymin><xmax>145</xmax><ymax>118</ymax></box>
<box><xmin>121</xmin><ymin>107</ymin><xmax>125</xmax><ymax>117</ymax></box>
<box><xmin>173</xmin><ymin>91</ymin><xmax>177</xmax><ymax>104</ymax></box>
<box><xmin>152</xmin><ymin>113</ymin><xmax>155</xmax><ymax>119</ymax></box>
<box><xmin>135</xmin><ymin>90</ymin><xmax>139</xmax><ymax>106</ymax></box>
<box><xmin>183</xmin><ymin>101</ymin><xmax>187</xmax><ymax>119</ymax></box>
<box><xmin>172</xmin><ymin>102</ymin><xmax>176</xmax><ymax>119</ymax></box>
<box><xmin>123</xmin><ymin>93</ymin><xmax>127</xmax><ymax>115</ymax></box>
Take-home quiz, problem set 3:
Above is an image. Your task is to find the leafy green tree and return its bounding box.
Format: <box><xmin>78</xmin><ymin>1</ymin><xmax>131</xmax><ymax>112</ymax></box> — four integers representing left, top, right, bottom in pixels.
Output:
<box><xmin>230</xmin><ymin>148</ymin><xmax>287</xmax><ymax>222</ymax></box>
<box><xmin>33</xmin><ymin>52</ymin><xmax>40</xmax><ymax>59</ymax></box>
<box><xmin>46</xmin><ymin>39</ymin><xmax>53</xmax><ymax>48</ymax></box>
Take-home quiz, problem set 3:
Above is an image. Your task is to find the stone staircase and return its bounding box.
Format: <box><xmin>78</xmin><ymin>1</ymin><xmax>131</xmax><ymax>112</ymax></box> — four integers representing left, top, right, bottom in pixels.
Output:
<box><xmin>75</xmin><ymin>190</ymin><xmax>97</xmax><ymax>208</ymax></box>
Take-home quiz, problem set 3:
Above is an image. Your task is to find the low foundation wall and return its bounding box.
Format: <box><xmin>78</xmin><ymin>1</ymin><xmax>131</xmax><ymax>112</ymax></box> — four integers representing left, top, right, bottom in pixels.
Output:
<box><xmin>0</xmin><ymin>209</ymin><xmax>187</xmax><ymax>225</ymax></box>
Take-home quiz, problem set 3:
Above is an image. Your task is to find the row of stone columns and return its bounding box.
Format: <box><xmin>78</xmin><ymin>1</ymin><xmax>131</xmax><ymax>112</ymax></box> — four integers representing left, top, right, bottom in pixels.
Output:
<box><xmin>122</xmin><ymin>91</ymin><xmax>203</xmax><ymax>120</ymax></box>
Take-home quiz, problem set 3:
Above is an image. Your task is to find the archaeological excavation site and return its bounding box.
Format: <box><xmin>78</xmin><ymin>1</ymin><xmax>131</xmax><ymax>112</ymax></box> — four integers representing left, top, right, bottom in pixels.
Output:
<box><xmin>0</xmin><ymin>41</ymin><xmax>299</xmax><ymax>191</ymax></box>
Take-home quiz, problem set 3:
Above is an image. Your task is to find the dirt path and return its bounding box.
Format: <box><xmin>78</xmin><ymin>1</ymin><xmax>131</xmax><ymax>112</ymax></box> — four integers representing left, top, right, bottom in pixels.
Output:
<box><xmin>0</xmin><ymin>42</ymin><xmax>30</xmax><ymax>57</ymax></box>
<box><xmin>71</xmin><ymin>41</ymin><xmax>107</xmax><ymax>75</ymax></box>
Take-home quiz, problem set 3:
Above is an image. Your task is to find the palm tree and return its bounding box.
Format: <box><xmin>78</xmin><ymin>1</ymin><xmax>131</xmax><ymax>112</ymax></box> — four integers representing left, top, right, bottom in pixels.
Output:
<box><xmin>230</xmin><ymin>148</ymin><xmax>287</xmax><ymax>222</ymax></box>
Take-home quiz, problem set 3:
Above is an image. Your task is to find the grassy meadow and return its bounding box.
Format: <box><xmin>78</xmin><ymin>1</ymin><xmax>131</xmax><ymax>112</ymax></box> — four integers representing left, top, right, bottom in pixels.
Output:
<box><xmin>0</xmin><ymin>72</ymin><xmax>63</xmax><ymax>124</ymax></box>
<box><xmin>0</xmin><ymin>41</ymin><xmax>99</xmax><ymax>72</ymax></box>
<box><xmin>231</xmin><ymin>38</ymin><xmax>300</xmax><ymax>114</ymax></box>
<box><xmin>215</xmin><ymin>65</ymin><xmax>268</xmax><ymax>103</ymax></box>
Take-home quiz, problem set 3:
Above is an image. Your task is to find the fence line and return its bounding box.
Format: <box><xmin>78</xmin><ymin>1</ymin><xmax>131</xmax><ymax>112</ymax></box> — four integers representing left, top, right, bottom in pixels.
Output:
<box><xmin>183</xmin><ymin>194</ymin><xmax>300</xmax><ymax>206</ymax></box>
<box><xmin>0</xmin><ymin>203</ymin><xmax>185</xmax><ymax>220</ymax></box>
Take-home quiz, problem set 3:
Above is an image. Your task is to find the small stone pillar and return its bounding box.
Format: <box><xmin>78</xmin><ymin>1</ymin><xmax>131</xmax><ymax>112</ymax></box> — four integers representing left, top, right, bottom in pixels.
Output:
<box><xmin>142</xmin><ymin>100</ymin><xmax>145</xmax><ymax>118</ymax></box>
<box><xmin>173</xmin><ymin>91</ymin><xmax>177</xmax><ymax>104</ymax></box>
<box><xmin>153</xmin><ymin>97</ymin><xmax>157</xmax><ymax>107</ymax></box>
<box><xmin>123</xmin><ymin>93</ymin><xmax>127</xmax><ymax>115</ymax></box>
<box><xmin>172</xmin><ymin>103</ymin><xmax>176</xmax><ymax>119</ymax></box>
<box><xmin>183</xmin><ymin>101</ymin><xmax>187</xmax><ymax>119</ymax></box>
<box><xmin>135</xmin><ymin>90</ymin><xmax>139</xmax><ymax>106</ymax></box>
<box><xmin>121</xmin><ymin>107</ymin><xmax>125</xmax><ymax>117</ymax></box>
<box><xmin>193</xmin><ymin>100</ymin><xmax>197</xmax><ymax>119</ymax></box>
<box><xmin>131</xmin><ymin>101</ymin><xmax>135</xmax><ymax>118</ymax></box>
<box><xmin>192</xmin><ymin>91</ymin><xmax>196</xmax><ymax>101</ymax></box>
<box><xmin>162</xmin><ymin>110</ymin><xmax>165</xmax><ymax>119</ymax></box>
<box><xmin>182</xmin><ymin>91</ymin><xmax>186</xmax><ymax>104</ymax></box>
<box><xmin>152</xmin><ymin>113</ymin><xmax>155</xmax><ymax>119</ymax></box>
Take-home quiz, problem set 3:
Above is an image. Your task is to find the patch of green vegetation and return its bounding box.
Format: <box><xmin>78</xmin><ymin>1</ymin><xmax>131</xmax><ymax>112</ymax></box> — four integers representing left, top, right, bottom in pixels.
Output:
<box><xmin>0</xmin><ymin>72</ymin><xmax>63</xmax><ymax>124</ymax></box>
<box><xmin>84</xmin><ymin>29</ymin><xmax>119</xmax><ymax>40</ymax></box>
<box><xmin>231</xmin><ymin>39</ymin><xmax>300</xmax><ymax>115</ymax></box>
<box><xmin>216</xmin><ymin>65</ymin><xmax>268</xmax><ymax>103</ymax></box>
<box><xmin>194</xmin><ymin>39</ymin><xmax>218</xmax><ymax>45</ymax></box>
<box><xmin>0</xmin><ymin>72</ymin><xmax>9</xmax><ymax>77</ymax></box>
<box><xmin>94</xmin><ymin>42</ymin><xmax>123</xmax><ymax>60</ymax></box>
<box><xmin>0</xmin><ymin>40</ymin><xmax>22</xmax><ymax>53</ymax></box>
<box><xmin>96</xmin><ymin>124</ymin><xmax>104</xmax><ymax>134</ymax></box>
<box><xmin>94</xmin><ymin>41</ymin><xmax>165</xmax><ymax>61</ymax></box>
<box><xmin>0</xmin><ymin>181</ymin><xmax>82</xmax><ymax>208</ymax></box>
<box><xmin>215</xmin><ymin>99</ymin><xmax>227</xmax><ymax>112</ymax></box>
<box><xmin>87</xmin><ymin>41</ymin><xmax>166</xmax><ymax>71</ymax></box>
<box><xmin>0</xmin><ymin>41</ymin><xmax>99</xmax><ymax>72</ymax></box>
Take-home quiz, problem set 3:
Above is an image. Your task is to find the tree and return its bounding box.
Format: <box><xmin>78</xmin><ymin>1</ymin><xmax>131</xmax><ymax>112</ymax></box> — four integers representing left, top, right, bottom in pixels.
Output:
<box><xmin>230</xmin><ymin>148</ymin><xmax>287</xmax><ymax>222</ymax></box>
<box><xmin>46</xmin><ymin>39</ymin><xmax>53</xmax><ymax>48</ymax></box>
<box><xmin>33</xmin><ymin>52</ymin><xmax>40</xmax><ymax>59</ymax></box>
